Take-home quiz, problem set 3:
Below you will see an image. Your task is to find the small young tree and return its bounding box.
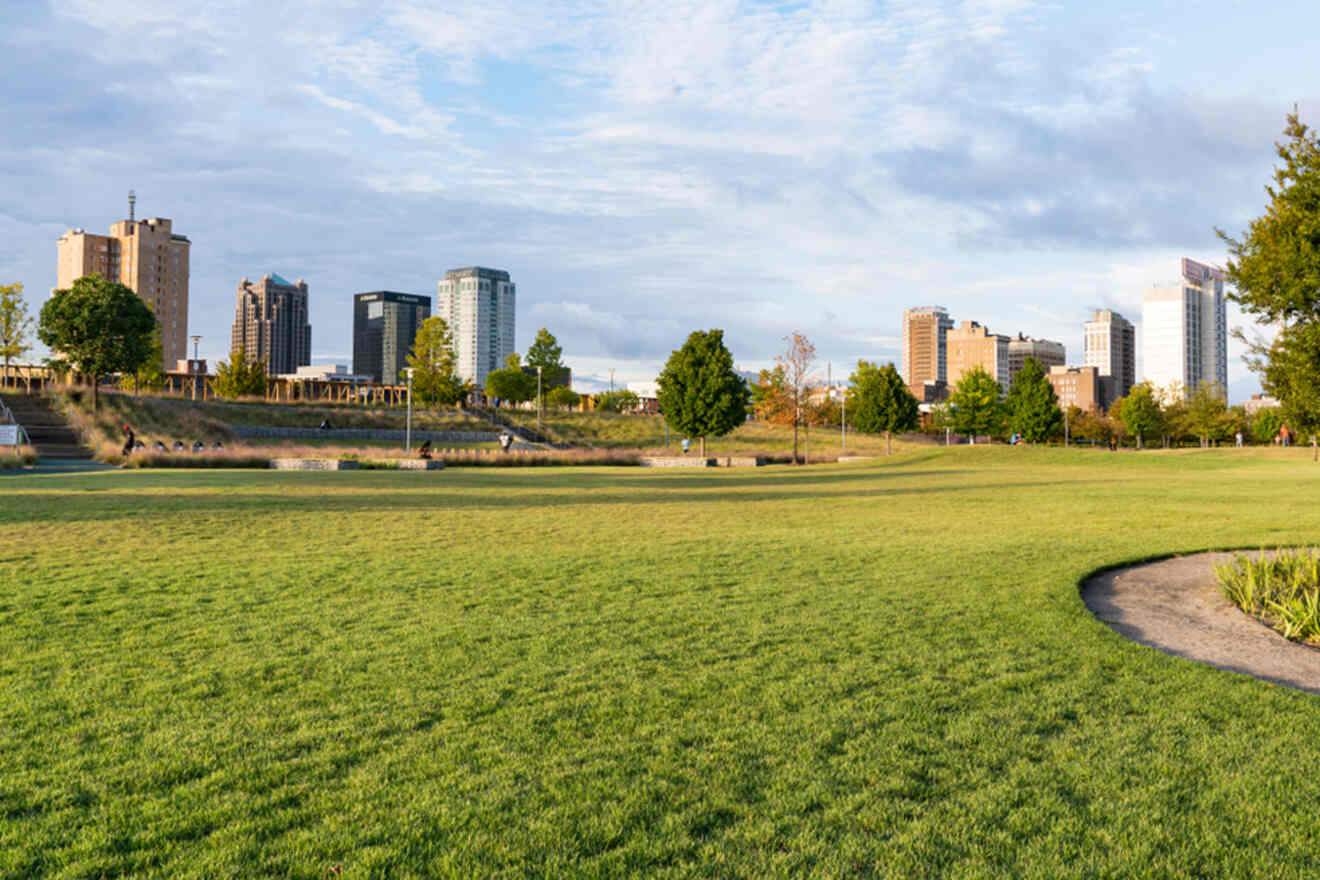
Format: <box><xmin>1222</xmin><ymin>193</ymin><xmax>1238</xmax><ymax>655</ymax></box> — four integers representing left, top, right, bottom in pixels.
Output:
<box><xmin>0</xmin><ymin>282</ymin><xmax>33</xmax><ymax>385</ymax></box>
<box><xmin>406</xmin><ymin>317</ymin><xmax>467</xmax><ymax>406</ymax></box>
<box><xmin>773</xmin><ymin>331</ymin><xmax>816</xmax><ymax>464</ymax></box>
<box><xmin>593</xmin><ymin>389</ymin><xmax>640</xmax><ymax>412</ymax></box>
<box><xmin>38</xmin><ymin>275</ymin><xmax>156</xmax><ymax>411</ymax></box>
<box><xmin>212</xmin><ymin>347</ymin><xmax>269</xmax><ymax>398</ymax></box>
<box><xmin>848</xmin><ymin>360</ymin><xmax>918</xmax><ymax>454</ymax></box>
<box><xmin>525</xmin><ymin>328</ymin><xmax>568</xmax><ymax>395</ymax></box>
<box><xmin>1004</xmin><ymin>356</ymin><xmax>1061</xmax><ymax>443</ymax></box>
<box><xmin>546</xmin><ymin>386</ymin><xmax>581</xmax><ymax>411</ymax></box>
<box><xmin>1119</xmin><ymin>382</ymin><xmax>1164</xmax><ymax>449</ymax></box>
<box><xmin>656</xmin><ymin>329</ymin><xmax>751</xmax><ymax>457</ymax></box>
<box><xmin>948</xmin><ymin>366</ymin><xmax>1004</xmax><ymax>443</ymax></box>
<box><xmin>1252</xmin><ymin>406</ymin><xmax>1285</xmax><ymax>445</ymax></box>
<box><xmin>120</xmin><ymin>324</ymin><xmax>167</xmax><ymax>393</ymax></box>
<box><xmin>484</xmin><ymin>364</ymin><xmax>536</xmax><ymax>406</ymax></box>
<box><xmin>1184</xmin><ymin>382</ymin><xmax>1229</xmax><ymax>448</ymax></box>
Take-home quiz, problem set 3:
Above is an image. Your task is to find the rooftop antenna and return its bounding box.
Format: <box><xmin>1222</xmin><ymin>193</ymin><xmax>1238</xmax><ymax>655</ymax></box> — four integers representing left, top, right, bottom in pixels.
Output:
<box><xmin>128</xmin><ymin>189</ymin><xmax>136</xmax><ymax>222</ymax></box>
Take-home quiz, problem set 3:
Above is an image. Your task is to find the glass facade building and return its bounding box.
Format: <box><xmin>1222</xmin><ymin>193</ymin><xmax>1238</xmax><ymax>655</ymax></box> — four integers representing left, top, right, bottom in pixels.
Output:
<box><xmin>352</xmin><ymin>291</ymin><xmax>431</xmax><ymax>384</ymax></box>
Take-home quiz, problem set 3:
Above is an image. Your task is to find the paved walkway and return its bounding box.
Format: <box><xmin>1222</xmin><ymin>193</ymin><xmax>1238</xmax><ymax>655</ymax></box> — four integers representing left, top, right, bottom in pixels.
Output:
<box><xmin>1082</xmin><ymin>552</ymin><xmax>1320</xmax><ymax>695</ymax></box>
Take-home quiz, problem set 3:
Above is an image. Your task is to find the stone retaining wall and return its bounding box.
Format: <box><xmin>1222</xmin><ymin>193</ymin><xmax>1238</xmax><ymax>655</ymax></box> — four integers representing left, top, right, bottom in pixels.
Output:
<box><xmin>270</xmin><ymin>458</ymin><xmax>360</xmax><ymax>470</ymax></box>
<box><xmin>641</xmin><ymin>456</ymin><xmax>715</xmax><ymax>467</ymax></box>
<box><xmin>235</xmin><ymin>425</ymin><xmax>499</xmax><ymax>443</ymax></box>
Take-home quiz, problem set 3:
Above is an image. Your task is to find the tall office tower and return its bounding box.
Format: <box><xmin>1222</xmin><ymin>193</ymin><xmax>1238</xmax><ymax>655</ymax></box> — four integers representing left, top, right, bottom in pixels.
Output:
<box><xmin>353</xmin><ymin>291</ymin><xmax>431</xmax><ymax>384</ymax></box>
<box><xmin>230</xmin><ymin>273</ymin><xmax>312</xmax><ymax>376</ymax></box>
<box><xmin>437</xmin><ymin>267</ymin><xmax>516</xmax><ymax>385</ymax></box>
<box><xmin>56</xmin><ymin>195</ymin><xmax>191</xmax><ymax>368</ymax></box>
<box><xmin>1083</xmin><ymin>309</ymin><xmax>1136</xmax><ymax>402</ymax></box>
<box><xmin>1142</xmin><ymin>258</ymin><xmax>1227</xmax><ymax>398</ymax></box>
<box><xmin>1006</xmin><ymin>333</ymin><xmax>1065</xmax><ymax>382</ymax></box>
<box><xmin>901</xmin><ymin>306</ymin><xmax>953</xmax><ymax>396</ymax></box>
<box><xmin>947</xmin><ymin>320</ymin><xmax>1011</xmax><ymax>390</ymax></box>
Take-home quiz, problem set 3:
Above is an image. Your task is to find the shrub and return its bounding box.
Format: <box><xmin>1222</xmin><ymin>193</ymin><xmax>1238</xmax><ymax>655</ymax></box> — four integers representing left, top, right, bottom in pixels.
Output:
<box><xmin>1216</xmin><ymin>548</ymin><xmax>1320</xmax><ymax>642</ymax></box>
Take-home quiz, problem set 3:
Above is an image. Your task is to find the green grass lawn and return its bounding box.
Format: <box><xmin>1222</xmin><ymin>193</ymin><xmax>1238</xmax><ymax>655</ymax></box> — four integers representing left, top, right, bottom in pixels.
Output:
<box><xmin>4</xmin><ymin>447</ymin><xmax>1320</xmax><ymax>877</ymax></box>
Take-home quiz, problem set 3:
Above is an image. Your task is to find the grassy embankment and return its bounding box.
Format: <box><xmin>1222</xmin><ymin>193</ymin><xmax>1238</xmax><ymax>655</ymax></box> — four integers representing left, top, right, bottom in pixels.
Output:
<box><xmin>54</xmin><ymin>389</ymin><xmax>927</xmax><ymax>464</ymax></box>
<box><xmin>5</xmin><ymin>447</ymin><xmax>1320</xmax><ymax>876</ymax></box>
<box><xmin>504</xmin><ymin>409</ymin><xmax>926</xmax><ymax>457</ymax></box>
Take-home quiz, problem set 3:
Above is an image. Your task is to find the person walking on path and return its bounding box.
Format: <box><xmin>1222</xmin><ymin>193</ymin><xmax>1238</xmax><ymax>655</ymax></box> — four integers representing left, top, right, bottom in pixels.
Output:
<box><xmin>121</xmin><ymin>426</ymin><xmax>135</xmax><ymax>456</ymax></box>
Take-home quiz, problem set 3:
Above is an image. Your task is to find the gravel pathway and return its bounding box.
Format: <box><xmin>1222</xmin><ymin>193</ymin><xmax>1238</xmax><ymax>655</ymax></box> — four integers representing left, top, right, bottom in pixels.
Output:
<box><xmin>1082</xmin><ymin>551</ymin><xmax>1320</xmax><ymax>695</ymax></box>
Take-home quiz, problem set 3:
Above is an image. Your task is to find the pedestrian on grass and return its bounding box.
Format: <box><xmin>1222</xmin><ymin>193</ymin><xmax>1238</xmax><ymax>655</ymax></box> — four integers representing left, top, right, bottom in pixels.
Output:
<box><xmin>1235</xmin><ymin>430</ymin><xmax>1244</xmax><ymax>447</ymax></box>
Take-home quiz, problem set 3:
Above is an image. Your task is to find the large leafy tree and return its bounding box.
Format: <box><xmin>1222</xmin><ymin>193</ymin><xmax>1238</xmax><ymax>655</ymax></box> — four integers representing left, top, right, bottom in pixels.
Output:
<box><xmin>1119</xmin><ymin>381</ymin><xmax>1164</xmax><ymax>449</ymax></box>
<box><xmin>0</xmin><ymin>282</ymin><xmax>33</xmax><ymax>384</ymax></box>
<box><xmin>1252</xmin><ymin>406</ymin><xmax>1286</xmax><ymax>445</ymax></box>
<box><xmin>525</xmin><ymin>328</ymin><xmax>568</xmax><ymax>393</ymax></box>
<box><xmin>406</xmin><ymin>317</ymin><xmax>467</xmax><ymax>406</ymax></box>
<box><xmin>948</xmin><ymin>366</ymin><xmax>1004</xmax><ymax>443</ymax></box>
<box><xmin>848</xmin><ymin>360</ymin><xmax>918</xmax><ymax>454</ymax></box>
<box><xmin>212</xmin><ymin>346</ymin><xmax>269</xmax><ymax>399</ymax></box>
<box><xmin>38</xmin><ymin>275</ymin><xmax>156</xmax><ymax>411</ymax></box>
<box><xmin>656</xmin><ymin>329</ymin><xmax>750</xmax><ymax>457</ymax></box>
<box><xmin>1220</xmin><ymin>112</ymin><xmax>1320</xmax><ymax>453</ymax></box>
<box><xmin>1004</xmin><ymin>356</ymin><xmax>1061</xmax><ymax>443</ymax></box>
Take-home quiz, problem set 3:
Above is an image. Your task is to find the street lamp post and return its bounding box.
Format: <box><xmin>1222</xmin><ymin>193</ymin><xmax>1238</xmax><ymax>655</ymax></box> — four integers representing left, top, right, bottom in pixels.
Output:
<box><xmin>841</xmin><ymin>386</ymin><xmax>846</xmax><ymax>452</ymax></box>
<box><xmin>537</xmin><ymin>366</ymin><xmax>542</xmax><ymax>437</ymax></box>
<box><xmin>190</xmin><ymin>335</ymin><xmax>201</xmax><ymax>400</ymax></box>
<box><xmin>404</xmin><ymin>368</ymin><xmax>414</xmax><ymax>452</ymax></box>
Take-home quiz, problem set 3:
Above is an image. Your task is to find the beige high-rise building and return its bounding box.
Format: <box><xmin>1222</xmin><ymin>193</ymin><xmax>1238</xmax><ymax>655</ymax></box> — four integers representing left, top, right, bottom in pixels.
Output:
<box><xmin>947</xmin><ymin>321</ymin><xmax>1010</xmax><ymax>390</ymax></box>
<box><xmin>230</xmin><ymin>274</ymin><xmax>312</xmax><ymax>376</ymax></box>
<box><xmin>1007</xmin><ymin>334</ymin><xmax>1065</xmax><ymax>382</ymax></box>
<box><xmin>1084</xmin><ymin>309</ymin><xmax>1136</xmax><ymax>401</ymax></box>
<box><xmin>901</xmin><ymin>306</ymin><xmax>953</xmax><ymax>400</ymax></box>
<box><xmin>56</xmin><ymin>204</ymin><xmax>191</xmax><ymax>368</ymax></box>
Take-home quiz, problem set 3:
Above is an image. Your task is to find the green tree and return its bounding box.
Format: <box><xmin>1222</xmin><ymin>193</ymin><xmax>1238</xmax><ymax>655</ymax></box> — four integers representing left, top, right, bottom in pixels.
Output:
<box><xmin>546</xmin><ymin>385</ymin><xmax>580</xmax><ymax>411</ymax></box>
<box><xmin>1184</xmin><ymin>382</ymin><xmax>1229</xmax><ymax>448</ymax></box>
<box><xmin>1255</xmin><ymin>322</ymin><xmax>1320</xmax><ymax>455</ymax></box>
<box><xmin>1004</xmin><ymin>357</ymin><xmax>1061</xmax><ymax>443</ymax></box>
<box><xmin>525</xmin><ymin>328</ymin><xmax>568</xmax><ymax>394</ymax></box>
<box><xmin>119</xmin><ymin>323</ymin><xmax>167</xmax><ymax>393</ymax></box>
<box><xmin>848</xmin><ymin>360</ymin><xmax>918</xmax><ymax>455</ymax></box>
<box><xmin>38</xmin><ymin>275</ymin><xmax>156</xmax><ymax>411</ymax></box>
<box><xmin>1252</xmin><ymin>406</ymin><xmax>1286</xmax><ymax>444</ymax></box>
<box><xmin>1219</xmin><ymin>112</ymin><xmax>1320</xmax><ymax>455</ymax></box>
<box><xmin>0</xmin><ymin>282</ymin><xmax>33</xmax><ymax>385</ymax></box>
<box><xmin>485</xmin><ymin>364</ymin><xmax>536</xmax><ymax>406</ymax></box>
<box><xmin>948</xmin><ymin>366</ymin><xmax>1004</xmax><ymax>443</ymax></box>
<box><xmin>406</xmin><ymin>317</ymin><xmax>467</xmax><ymax>406</ymax></box>
<box><xmin>656</xmin><ymin>329</ymin><xmax>751</xmax><ymax>457</ymax></box>
<box><xmin>211</xmin><ymin>347</ymin><xmax>269</xmax><ymax>399</ymax></box>
<box><xmin>593</xmin><ymin>389</ymin><xmax>640</xmax><ymax>412</ymax></box>
<box><xmin>1119</xmin><ymin>382</ymin><xmax>1164</xmax><ymax>449</ymax></box>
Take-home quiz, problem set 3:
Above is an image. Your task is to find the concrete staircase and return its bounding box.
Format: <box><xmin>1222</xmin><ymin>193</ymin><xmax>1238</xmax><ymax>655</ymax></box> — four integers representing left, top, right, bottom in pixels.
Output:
<box><xmin>2</xmin><ymin>393</ymin><xmax>96</xmax><ymax>461</ymax></box>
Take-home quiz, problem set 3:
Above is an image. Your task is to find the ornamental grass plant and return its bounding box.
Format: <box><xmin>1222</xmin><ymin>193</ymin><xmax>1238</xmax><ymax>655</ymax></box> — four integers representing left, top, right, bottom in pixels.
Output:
<box><xmin>1216</xmin><ymin>548</ymin><xmax>1320</xmax><ymax>642</ymax></box>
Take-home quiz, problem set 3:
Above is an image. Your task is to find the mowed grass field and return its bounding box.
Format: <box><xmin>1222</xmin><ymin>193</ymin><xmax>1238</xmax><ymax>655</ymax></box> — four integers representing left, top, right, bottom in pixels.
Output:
<box><xmin>4</xmin><ymin>448</ymin><xmax>1320</xmax><ymax>878</ymax></box>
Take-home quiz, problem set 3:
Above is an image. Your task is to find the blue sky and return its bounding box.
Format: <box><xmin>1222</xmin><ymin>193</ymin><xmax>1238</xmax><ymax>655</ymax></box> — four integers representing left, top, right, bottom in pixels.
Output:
<box><xmin>2</xmin><ymin>0</ymin><xmax>1314</xmax><ymax>398</ymax></box>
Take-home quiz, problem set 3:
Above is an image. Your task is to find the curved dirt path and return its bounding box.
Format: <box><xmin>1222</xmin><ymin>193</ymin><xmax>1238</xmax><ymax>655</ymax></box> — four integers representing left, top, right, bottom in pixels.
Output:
<box><xmin>1082</xmin><ymin>552</ymin><xmax>1320</xmax><ymax>695</ymax></box>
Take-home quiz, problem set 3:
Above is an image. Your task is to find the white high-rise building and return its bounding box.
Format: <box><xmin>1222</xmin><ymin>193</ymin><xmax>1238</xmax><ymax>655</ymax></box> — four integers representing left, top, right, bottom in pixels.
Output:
<box><xmin>437</xmin><ymin>267</ymin><xmax>516</xmax><ymax>386</ymax></box>
<box><xmin>1141</xmin><ymin>258</ymin><xmax>1227</xmax><ymax>399</ymax></box>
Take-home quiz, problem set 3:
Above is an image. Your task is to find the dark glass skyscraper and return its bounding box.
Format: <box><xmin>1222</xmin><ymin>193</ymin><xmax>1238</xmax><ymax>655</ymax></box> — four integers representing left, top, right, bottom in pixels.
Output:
<box><xmin>353</xmin><ymin>291</ymin><xmax>431</xmax><ymax>384</ymax></box>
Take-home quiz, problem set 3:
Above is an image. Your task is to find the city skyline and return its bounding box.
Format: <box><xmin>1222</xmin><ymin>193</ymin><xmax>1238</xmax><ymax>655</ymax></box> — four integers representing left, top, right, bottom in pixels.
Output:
<box><xmin>5</xmin><ymin>1</ymin><xmax>1311</xmax><ymax>398</ymax></box>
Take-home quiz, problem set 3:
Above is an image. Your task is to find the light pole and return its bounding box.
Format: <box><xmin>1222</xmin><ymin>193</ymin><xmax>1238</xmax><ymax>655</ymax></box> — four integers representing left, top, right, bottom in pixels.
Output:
<box><xmin>537</xmin><ymin>366</ymin><xmax>543</xmax><ymax>437</ymax></box>
<box><xmin>404</xmin><ymin>368</ymin><xmax>414</xmax><ymax>452</ymax></box>
<box><xmin>841</xmin><ymin>385</ymin><xmax>847</xmax><ymax>452</ymax></box>
<box><xmin>190</xmin><ymin>335</ymin><xmax>201</xmax><ymax>400</ymax></box>
<box><xmin>609</xmin><ymin>368</ymin><xmax>614</xmax><ymax>394</ymax></box>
